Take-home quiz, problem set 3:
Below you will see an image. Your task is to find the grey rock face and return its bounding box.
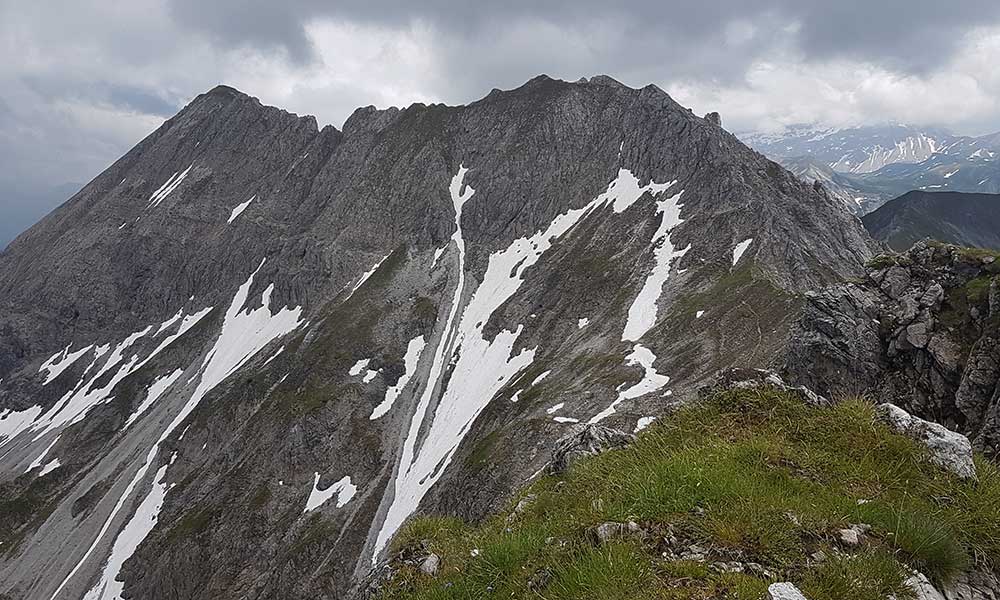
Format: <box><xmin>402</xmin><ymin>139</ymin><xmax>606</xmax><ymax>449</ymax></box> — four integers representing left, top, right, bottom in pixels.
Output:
<box><xmin>0</xmin><ymin>75</ymin><xmax>877</xmax><ymax>600</ymax></box>
<box><xmin>785</xmin><ymin>240</ymin><xmax>1000</xmax><ymax>455</ymax></box>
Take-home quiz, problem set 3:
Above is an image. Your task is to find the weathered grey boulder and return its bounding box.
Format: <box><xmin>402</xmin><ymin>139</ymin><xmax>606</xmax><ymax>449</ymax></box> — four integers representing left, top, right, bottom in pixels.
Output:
<box><xmin>875</xmin><ymin>403</ymin><xmax>977</xmax><ymax>480</ymax></box>
<box><xmin>768</xmin><ymin>582</ymin><xmax>809</xmax><ymax>600</ymax></box>
<box><xmin>587</xmin><ymin>521</ymin><xmax>643</xmax><ymax>545</ymax></box>
<box><xmin>419</xmin><ymin>553</ymin><xmax>441</xmax><ymax>577</ymax></box>
<box><xmin>549</xmin><ymin>425</ymin><xmax>635</xmax><ymax>474</ymax></box>
<box><xmin>907</xmin><ymin>573</ymin><xmax>946</xmax><ymax>600</ymax></box>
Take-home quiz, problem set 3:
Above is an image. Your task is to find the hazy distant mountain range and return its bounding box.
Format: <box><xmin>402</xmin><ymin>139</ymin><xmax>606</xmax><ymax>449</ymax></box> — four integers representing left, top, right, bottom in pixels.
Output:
<box><xmin>742</xmin><ymin>124</ymin><xmax>1000</xmax><ymax>214</ymax></box>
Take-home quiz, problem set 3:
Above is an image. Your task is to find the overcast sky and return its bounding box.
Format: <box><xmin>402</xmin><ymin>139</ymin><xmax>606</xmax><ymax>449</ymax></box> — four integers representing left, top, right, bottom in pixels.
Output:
<box><xmin>3</xmin><ymin>0</ymin><xmax>1000</xmax><ymax>246</ymax></box>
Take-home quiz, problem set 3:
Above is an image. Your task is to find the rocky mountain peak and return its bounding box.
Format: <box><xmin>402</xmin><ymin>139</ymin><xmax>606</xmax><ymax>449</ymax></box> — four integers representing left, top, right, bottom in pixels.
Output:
<box><xmin>0</xmin><ymin>74</ymin><xmax>878</xmax><ymax>600</ymax></box>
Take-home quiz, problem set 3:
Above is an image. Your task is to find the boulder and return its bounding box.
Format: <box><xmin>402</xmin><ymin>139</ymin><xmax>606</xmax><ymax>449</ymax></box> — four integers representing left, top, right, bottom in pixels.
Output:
<box><xmin>419</xmin><ymin>553</ymin><xmax>441</xmax><ymax>576</ymax></box>
<box><xmin>907</xmin><ymin>573</ymin><xmax>947</xmax><ymax>600</ymax></box>
<box><xmin>549</xmin><ymin>425</ymin><xmax>635</xmax><ymax>474</ymax></box>
<box><xmin>875</xmin><ymin>403</ymin><xmax>977</xmax><ymax>480</ymax></box>
<box><xmin>768</xmin><ymin>582</ymin><xmax>809</xmax><ymax>600</ymax></box>
<box><xmin>587</xmin><ymin>521</ymin><xmax>643</xmax><ymax>545</ymax></box>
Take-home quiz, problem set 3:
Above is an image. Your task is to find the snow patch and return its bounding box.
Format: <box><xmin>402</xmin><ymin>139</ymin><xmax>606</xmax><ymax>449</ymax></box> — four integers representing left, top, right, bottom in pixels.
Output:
<box><xmin>374</xmin><ymin>166</ymin><xmax>667</xmax><ymax>561</ymax></box>
<box><xmin>39</xmin><ymin>345</ymin><xmax>94</xmax><ymax>385</ymax></box>
<box><xmin>732</xmin><ymin>238</ymin><xmax>754</xmax><ymax>266</ymax></box>
<box><xmin>546</xmin><ymin>402</ymin><xmax>565</xmax><ymax>414</ymax></box>
<box><xmin>57</xmin><ymin>262</ymin><xmax>303</xmax><ymax>600</ymax></box>
<box><xmin>635</xmin><ymin>416</ymin><xmax>656</xmax><ymax>432</ymax></box>
<box><xmin>124</xmin><ymin>370</ymin><xmax>184</xmax><ymax>430</ymax></box>
<box><xmin>81</xmin><ymin>463</ymin><xmax>171</xmax><ymax>600</ymax></box>
<box><xmin>589</xmin><ymin>345</ymin><xmax>670</xmax><ymax>423</ymax></box>
<box><xmin>227</xmin><ymin>194</ymin><xmax>256</xmax><ymax>223</ymax></box>
<box><xmin>349</xmin><ymin>359</ymin><xmax>371</xmax><ymax>376</ymax></box>
<box><xmin>531</xmin><ymin>370</ymin><xmax>551</xmax><ymax>386</ymax></box>
<box><xmin>304</xmin><ymin>472</ymin><xmax>357</xmax><ymax>512</ymax></box>
<box><xmin>621</xmin><ymin>189</ymin><xmax>687</xmax><ymax>341</ymax></box>
<box><xmin>577</xmin><ymin>318</ymin><xmax>589</xmax><ymax>329</ymax></box>
<box><xmin>371</xmin><ymin>335</ymin><xmax>426</xmax><ymax>420</ymax></box>
<box><xmin>554</xmin><ymin>417</ymin><xmax>579</xmax><ymax>424</ymax></box>
<box><xmin>147</xmin><ymin>165</ymin><xmax>192</xmax><ymax>209</ymax></box>
<box><xmin>696</xmin><ymin>310</ymin><xmax>705</xmax><ymax>318</ymax></box>
<box><xmin>39</xmin><ymin>458</ymin><xmax>61</xmax><ymax>476</ymax></box>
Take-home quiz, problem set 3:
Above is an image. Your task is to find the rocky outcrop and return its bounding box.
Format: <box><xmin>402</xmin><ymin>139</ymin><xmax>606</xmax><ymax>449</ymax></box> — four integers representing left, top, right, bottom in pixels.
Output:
<box><xmin>876</xmin><ymin>403</ymin><xmax>977</xmax><ymax>480</ymax></box>
<box><xmin>549</xmin><ymin>425</ymin><xmax>635</xmax><ymax>474</ymax></box>
<box><xmin>785</xmin><ymin>241</ymin><xmax>1000</xmax><ymax>456</ymax></box>
<box><xmin>699</xmin><ymin>368</ymin><xmax>830</xmax><ymax>406</ymax></box>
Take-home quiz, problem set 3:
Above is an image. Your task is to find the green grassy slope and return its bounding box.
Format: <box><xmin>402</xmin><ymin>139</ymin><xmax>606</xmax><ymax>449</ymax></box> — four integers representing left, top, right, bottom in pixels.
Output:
<box><xmin>376</xmin><ymin>388</ymin><xmax>1000</xmax><ymax>600</ymax></box>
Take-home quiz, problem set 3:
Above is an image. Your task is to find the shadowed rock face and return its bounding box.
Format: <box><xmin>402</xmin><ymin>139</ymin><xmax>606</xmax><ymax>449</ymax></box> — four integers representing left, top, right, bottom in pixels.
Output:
<box><xmin>0</xmin><ymin>75</ymin><xmax>876</xmax><ymax>600</ymax></box>
<box><xmin>785</xmin><ymin>241</ymin><xmax>1000</xmax><ymax>455</ymax></box>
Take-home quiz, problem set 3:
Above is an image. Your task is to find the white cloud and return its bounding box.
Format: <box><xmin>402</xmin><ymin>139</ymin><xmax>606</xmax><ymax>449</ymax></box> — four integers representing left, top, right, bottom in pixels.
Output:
<box><xmin>667</xmin><ymin>26</ymin><xmax>1000</xmax><ymax>135</ymax></box>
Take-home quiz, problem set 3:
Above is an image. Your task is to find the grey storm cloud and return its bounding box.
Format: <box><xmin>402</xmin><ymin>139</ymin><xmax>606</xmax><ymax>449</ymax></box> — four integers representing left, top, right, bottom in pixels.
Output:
<box><xmin>167</xmin><ymin>0</ymin><xmax>1000</xmax><ymax>76</ymax></box>
<box><xmin>2</xmin><ymin>0</ymin><xmax>1000</xmax><ymax>247</ymax></box>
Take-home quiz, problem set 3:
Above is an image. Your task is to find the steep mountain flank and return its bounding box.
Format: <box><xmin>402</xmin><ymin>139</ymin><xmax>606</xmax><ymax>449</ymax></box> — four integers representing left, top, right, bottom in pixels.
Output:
<box><xmin>862</xmin><ymin>190</ymin><xmax>1000</xmax><ymax>251</ymax></box>
<box><xmin>0</xmin><ymin>75</ymin><xmax>876</xmax><ymax>600</ymax></box>
<box><xmin>785</xmin><ymin>241</ymin><xmax>1000</xmax><ymax>455</ymax></box>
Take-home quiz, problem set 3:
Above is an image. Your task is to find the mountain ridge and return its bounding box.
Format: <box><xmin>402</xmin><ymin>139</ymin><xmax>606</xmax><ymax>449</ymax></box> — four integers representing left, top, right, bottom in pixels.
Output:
<box><xmin>0</xmin><ymin>74</ymin><xmax>877</xmax><ymax>600</ymax></box>
<box><xmin>862</xmin><ymin>190</ymin><xmax>1000</xmax><ymax>251</ymax></box>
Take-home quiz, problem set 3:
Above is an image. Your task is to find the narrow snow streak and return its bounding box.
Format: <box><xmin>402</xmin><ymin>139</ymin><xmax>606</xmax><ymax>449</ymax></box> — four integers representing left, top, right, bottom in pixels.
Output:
<box><xmin>147</xmin><ymin>165</ymin><xmax>192</xmax><ymax>208</ymax></box>
<box><xmin>348</xmin><ymin>255</ymin><xmax>389</xmax><ymax>298</ymax></box>
<box><xmin>622</xmin><ymin>189</ymin><xmax>686</xmax><ymax>342</ymax></box>
<box><xmin>303</xmin><ymin>473</ymin><xmax>357</xmax><ymax>513</ymax></box>
<box><xmin>39</xmin><ymin>345</ymin><xmax>94</xmax><ymax>385</ymax></box>
<box><xmin>227</xmin><ymin>194</ymin><xmax>256</xmax><ymax>223</ymax></box>
<box><xmin>732</xmin><ymin>238</ymin><xmax>754</xmax><ymax>266</ymax></box>
<box><xmin>370</xmin><ymin>335</ymin><xmax>427</xmax><ymax>420</ymax></box>
<box><xmin>124</xmin><ymin>370</ymin><xmax>184</xmax><ymax>430</ymax></box>
<box><xmin>80</xmin><ymin>463</ymin><xmax>170</xmax><ymax>600</ymax></box>
<box><xmin>5</xmin><ymin>307</ymin><xmax>213</xmax><ymax>451</ymax></box>
<box><xmin>531</xmin><ymin>370</ymin><xmax>552</xmax><ymax>386</ymax></box>
<box><xmin>57</xmin><ymin>261</ymin><xmax>303</xmax><ymax>600</ymax></box>
<box><xmin>430</xmin><ymin>246</ymin><xmax>446</xmax><ymax>270</ymax></box>
<box><xmin>589</xmin><ymin>345</ymin><xmax>669</xmax><ymax>424</ymax></box>
<box><xmin>372</xmin><ymin>166</ymin><xmax>477</xmax><ymax>560</ymax></box>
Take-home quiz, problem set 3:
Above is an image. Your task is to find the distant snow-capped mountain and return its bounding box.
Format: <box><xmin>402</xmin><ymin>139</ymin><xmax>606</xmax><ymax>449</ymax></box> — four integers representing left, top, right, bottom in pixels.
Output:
<box><xmin>742</xmin><ymin>124</ymin><xmax>1000</xmax><ymax>214</ymax></box>
<box><xmin>742</xmin><ymin>124</ymin><xmax>950</xmax><ymax>174</ymax></box>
